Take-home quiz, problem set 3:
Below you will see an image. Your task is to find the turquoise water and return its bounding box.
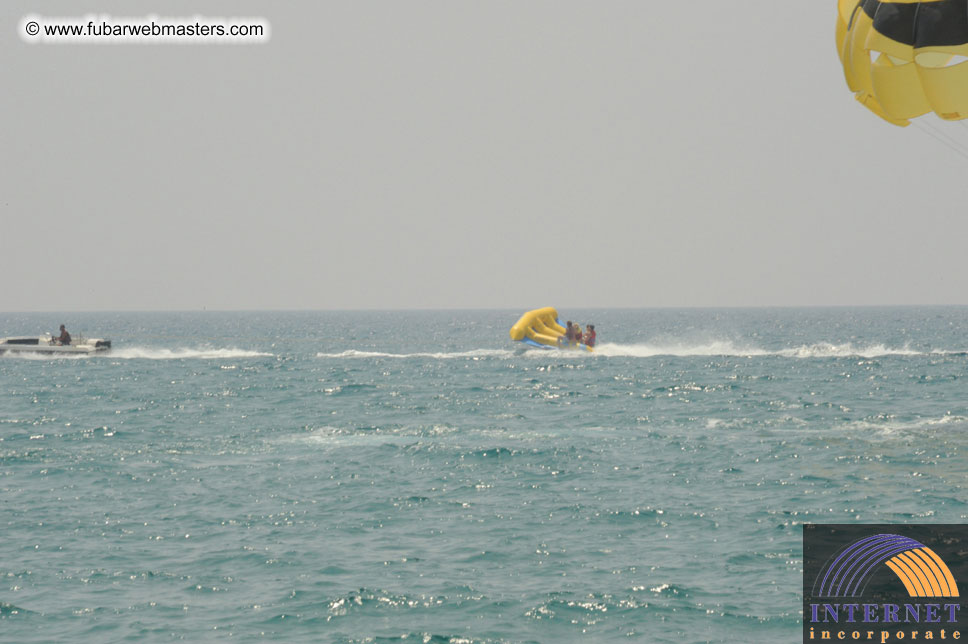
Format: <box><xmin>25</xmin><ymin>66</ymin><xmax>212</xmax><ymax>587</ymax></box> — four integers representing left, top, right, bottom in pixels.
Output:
<box><xmin>2</xmin><ymin>308</ymin><xmax>967</xmax><ymax>643</ymax></box>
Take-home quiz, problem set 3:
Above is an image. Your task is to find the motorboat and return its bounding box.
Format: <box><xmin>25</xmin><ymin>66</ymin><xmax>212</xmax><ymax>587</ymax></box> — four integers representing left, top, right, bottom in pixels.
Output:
<box><xmin>0</xmin><ymin>335</ymin><xmax>112</xmax><ymax>355</ymax></box>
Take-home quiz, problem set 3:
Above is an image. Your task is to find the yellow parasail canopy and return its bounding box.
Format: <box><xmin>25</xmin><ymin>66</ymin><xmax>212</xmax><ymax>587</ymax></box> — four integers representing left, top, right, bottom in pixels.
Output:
<box><xmin>837</xmin><ymin>0</ymin><xmax>968</xmax><ymax>126</ymax></box>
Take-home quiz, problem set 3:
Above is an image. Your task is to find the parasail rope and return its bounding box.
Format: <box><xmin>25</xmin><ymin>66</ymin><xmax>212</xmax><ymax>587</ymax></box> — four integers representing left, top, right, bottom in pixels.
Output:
<box><xmin>913</xmin><ymin>119</ymin><xmax>968</xmax><ymax>163</ymax></box>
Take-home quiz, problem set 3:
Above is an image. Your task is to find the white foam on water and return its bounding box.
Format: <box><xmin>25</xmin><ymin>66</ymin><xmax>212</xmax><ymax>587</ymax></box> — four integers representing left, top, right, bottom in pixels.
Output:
<box><xmin>595</xmin><ymin>341</ymin><xmax>950</xmax><ymax>359</ymax></box>
<box><xmin>833</xmin><ymin>414</ymin><xmax>968</xmax><ymax>436</ymax></box>
<box><xmin>106</xmin><ymin>347</ymin><xmax>272</xmax><ymax>360</ymax></box>
<box><xmin>316</xmin><ymin>349</ymin><xmax>515</xmax><ymax>360</ymax></box>
<box><xmin>593</xmin><ymin>341</ymin><xmax>769</xmax><ymax>358</ymax></box>
<box><xmin>774</xmin><ymin>342</ymin><xmax>922</xmax><ymax>358</ymax></box>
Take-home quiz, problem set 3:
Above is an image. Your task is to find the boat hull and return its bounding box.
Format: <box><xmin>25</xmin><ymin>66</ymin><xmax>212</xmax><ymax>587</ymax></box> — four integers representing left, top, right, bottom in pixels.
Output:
<box><xmin>520</xmin><ymin>337</ymin><xmax>593</xmax><ymax>352</ymax></box>
<box><xmin>0</xmin><ymin>337</ymin><xmax>111</xmax><ymax>355</ymax></box>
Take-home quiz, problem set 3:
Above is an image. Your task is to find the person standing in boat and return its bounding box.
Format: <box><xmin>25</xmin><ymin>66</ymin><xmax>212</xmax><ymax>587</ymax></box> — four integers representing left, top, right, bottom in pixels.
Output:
<box><xmin>54</xmin><ymin>324</ymin><xmax>71</xmax><ymax>345</ymax></box>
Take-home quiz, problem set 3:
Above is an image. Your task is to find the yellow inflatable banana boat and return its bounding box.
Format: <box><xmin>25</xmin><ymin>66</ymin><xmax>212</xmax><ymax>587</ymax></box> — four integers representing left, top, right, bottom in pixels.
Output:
<box><xmin>509</xmin><ymin>307</ymin><xmax>593</xmax><ymax>352</ymax></box>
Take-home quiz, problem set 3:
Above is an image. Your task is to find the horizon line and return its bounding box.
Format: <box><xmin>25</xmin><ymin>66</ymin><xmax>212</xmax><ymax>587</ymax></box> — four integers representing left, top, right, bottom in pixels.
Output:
<box><xmin>3</xmin><ymin>303</ymin><xmax>968</xmax><ymax>315</ymax></box>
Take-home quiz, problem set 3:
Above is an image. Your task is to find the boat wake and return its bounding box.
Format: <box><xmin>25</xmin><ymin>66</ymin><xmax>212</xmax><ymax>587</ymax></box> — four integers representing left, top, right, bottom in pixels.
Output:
<box><xmin>595</xmin><ymin>341</ymin><xmax>957</xmax><ymax>359</ymax></box>
<box><xmin>7</xmin><ymin>343</ymin><xmax>954</xmax><ymax>361</ymax></box>
<box><xmin>315</xmin><ymin>342</ymin><xmax>965</xmax><ymax>360</ymax></box>
<box><xmin>833</xmin><ymin>413</ymin><xmax>968</xmax><ymax>435</ymax></box>
<box><xmin>593</xmin><ymin>341</ymin><xmax>766</xmax><ymax>358</ymax></box>
<box><xmin>1</xmin><ymin>346</ymin><xmax>273</xmax><ymax>360</ymax></box>
<box><xmin>106</xmin><ymin>347</ymin><xmax>273</xmax><ymax>360</ymax></box>
<box><xmin>317</xmin><ymin>349</ymin><xmax>515</xmax><ymax>360</ymax></box>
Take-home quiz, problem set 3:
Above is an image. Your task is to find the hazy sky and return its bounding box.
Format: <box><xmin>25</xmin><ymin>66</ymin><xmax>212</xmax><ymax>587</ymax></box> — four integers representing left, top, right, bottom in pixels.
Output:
<box><xmin>4</xmin><ymin>1</ymin><xmax>967</xmax><ymax>311</ymax></box>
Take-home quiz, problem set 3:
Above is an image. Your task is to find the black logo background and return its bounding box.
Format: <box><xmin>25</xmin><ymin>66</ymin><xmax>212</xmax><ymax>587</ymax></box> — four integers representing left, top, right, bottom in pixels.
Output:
<box><xmin>803</xmin><ymin>524</ymin><xmax>968</xmax><ymax>642</ymax></box>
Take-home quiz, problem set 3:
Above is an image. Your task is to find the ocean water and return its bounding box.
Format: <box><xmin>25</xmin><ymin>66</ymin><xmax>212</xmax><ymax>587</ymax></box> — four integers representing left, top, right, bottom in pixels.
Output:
<box><xmin>1</xmin><ymin>308</ymin><xmax>966</xmax><ymax>643</ymax></box>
